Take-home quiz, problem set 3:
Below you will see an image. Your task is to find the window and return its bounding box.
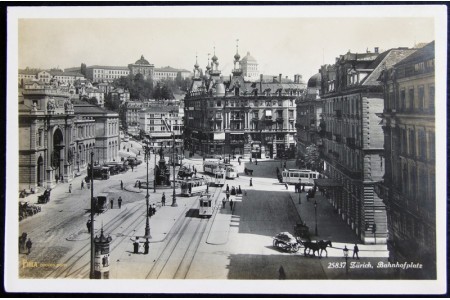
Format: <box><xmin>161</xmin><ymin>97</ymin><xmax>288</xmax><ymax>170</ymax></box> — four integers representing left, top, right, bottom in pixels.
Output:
<box><xmin>418</xmin><ymin>86</ymin><xmax>425</xmax><ymax>110</ymax></box>
<box><xmin>429</xmin><ymin>86</ymin><xmax>435</xmax><ymax>112</ymax></box>
<box><xmin>408</xmin><ymin>88</ymin><xmax>414</xmax><ymax>111</ymax></box>
<box><xmin>400</xmin><ymin>89</ymin><xmax>406</xmax><ymax>111</ymax></box>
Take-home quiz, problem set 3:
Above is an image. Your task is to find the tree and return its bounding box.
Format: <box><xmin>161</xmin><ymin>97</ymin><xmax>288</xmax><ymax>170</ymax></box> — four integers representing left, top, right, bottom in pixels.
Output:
<box><xmin>112</xmin><ymin>74</ymin><xmax>153</xmax><ymax>100</ymax></box>
<box><xmin>305</xmin><ymin>144</ymin><xmax>321</xmax><ymax>171</ymax></box>
<box><xmin>104</xmin><ymin>93</ymin><xmax>120</xmax><ymax>111</ymax></box>
<box><xmin>81</xmin><ymin>63</ymin><xmax>87</xmax><ymax>76</ymax></box>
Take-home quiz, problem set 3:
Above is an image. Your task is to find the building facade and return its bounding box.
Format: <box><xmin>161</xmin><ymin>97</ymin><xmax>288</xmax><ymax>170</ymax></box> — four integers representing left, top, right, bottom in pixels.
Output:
<box><xmin>85</xmin><ymin>65</ymin><xmax>130</xmax><ymax>83</ymax></box>
<box><xmin>377</xmin><ymin>41</ymin><xmax>435</xmax><ymax>277</ymax></box>
<box><xmin>318</xmin><ymin>47</ymin><xmax>416</xmax><ymax>244</ymax></box>
<box><xmin>139</xmin><ymin>104</ymin><xmax>184</xmax><ymax>148</ymax></box>
<box><xmin>184</xmin><ymin>49</ymin><xmax>305</xmax><ymax>159</ymax></box>
<box><xmin>128</xmin><ymin>55</ymin><xmax>154</xmax><ymax>81</ymax></box>
<box><xmin>296</xmin><ymin>72</ymin><xmax>323</xmax><ymax>167</ymax></box>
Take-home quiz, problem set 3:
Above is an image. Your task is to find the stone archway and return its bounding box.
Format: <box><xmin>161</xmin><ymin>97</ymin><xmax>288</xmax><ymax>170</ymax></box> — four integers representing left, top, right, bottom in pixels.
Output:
<box><xmin>52</xmin><ymin>128</ymin><xmax>64</xmax><ymax>182</ymax></box>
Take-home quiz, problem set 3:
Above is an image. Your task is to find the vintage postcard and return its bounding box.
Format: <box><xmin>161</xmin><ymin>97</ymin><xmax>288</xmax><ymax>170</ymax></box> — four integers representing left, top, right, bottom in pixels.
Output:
<box><xmin>5</xmin><ymin>4</ymin><xmax>447</xmax><ymax>295</ymax></box>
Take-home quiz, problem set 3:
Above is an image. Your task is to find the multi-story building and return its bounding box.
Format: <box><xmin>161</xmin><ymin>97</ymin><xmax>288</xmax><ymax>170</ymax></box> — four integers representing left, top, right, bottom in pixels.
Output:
<box><xmin>85</xmin><ymin>65</ymin><xmax>130</xmax><ymax>83</ymax></box>
<box><xmin>295</xmin><ymin>72</ymin><xmax>323</xmax><ymax>166</ymax></box>
<box><xmin>184</xmin><ymin>48</ymin><xmax>305</xmax><ymax>159</ymax></box>
<box><xmin>318</xmin><ymin>47</ymin><xmax>416</xmax><ymax>244</ymax></box>
<box><xmin>240</xmin><ymin>51</ymin><xmax>259</xmax><ymax>81</ymax></box>
<box><xmin>139</xmin><ymin>104</ymin><xmax>183</xmax><ymax>148</ymax></box>
<box><xmin>153</xmin><ymin>66</ymin><xmax>180</xmax><ymax>81</ymax></box>
<box><xmin>83</xmin><ymin>87</ymin><xmax>105</xmax><ymax>107</ymax></box>
<box><xmin>110</xmin><ymin>87</ymin><xmax>130</xmax><ymax>104</ymax></box>
<box><xmin>19</xmin><ymin>82</ymin><xmax>78</xmax><ymax>189</ymax></box>
<box><xmin>73</xmin><ymin>101</ymin><xmax>120</xmax><ymax>164</ymax></box>
<box><xmin>19</xmin><ymin>81</ymin><xmax>120</xmax><ymax>190</ymax></box>
<box><xmin>377</xmin><ymin>41</ymin><xmax>435</xmax><ymax>277</ymax></box>
<box><xmin>128</xmin><ymin>55</ymin><xmax>154</xmax><ymax>81</ymax></box>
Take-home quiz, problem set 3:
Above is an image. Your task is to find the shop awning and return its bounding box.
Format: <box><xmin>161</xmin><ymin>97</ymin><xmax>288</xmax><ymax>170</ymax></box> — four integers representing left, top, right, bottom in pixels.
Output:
<box><xmin>314</xmin><ymin>179</ymin><xmax>343</xmax><ymax>188</ymax></box>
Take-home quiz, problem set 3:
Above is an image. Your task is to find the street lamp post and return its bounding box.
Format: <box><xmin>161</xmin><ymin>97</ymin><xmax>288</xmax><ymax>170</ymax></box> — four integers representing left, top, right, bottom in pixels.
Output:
<box><xmin>154</xmin><ymin>144</ymin><xmax>157</xmax><ymax>193</ymax></box>
<box><xmin>143</xmin><ymin>145</ymin><xmax>151</xmax><ymax>254</ymax></box>
<box><xmin>343</xmin><ymin>245</ymin><xmax>349</xmax><ymax>278</ymax></box>
<box><xmin>314</xmin><ymin>199</ymin><xmax>318</xmax><ymax>236</ymax></box>
<box><xmin>171</xmin><ymin>133</ymin><xmax>178</xmax><ymax>207</ymax></box>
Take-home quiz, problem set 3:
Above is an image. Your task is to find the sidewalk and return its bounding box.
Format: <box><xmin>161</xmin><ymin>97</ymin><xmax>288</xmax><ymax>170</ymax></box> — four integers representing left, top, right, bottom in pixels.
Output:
<box><xmin>287</xmin><ymin>190</ymin><xmax>388</xmax><ymax>258</ymax></box>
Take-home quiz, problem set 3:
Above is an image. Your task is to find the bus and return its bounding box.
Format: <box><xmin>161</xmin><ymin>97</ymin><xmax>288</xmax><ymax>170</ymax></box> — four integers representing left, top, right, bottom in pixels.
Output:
<box><xmin>223</xmin><ymin>164</ymin><xmax>237</xmax><ymax>179</ymax></box>
<box><xmin>198</xmin><ymin>194</ymin><xmax>213</xmax><ymax>218</ymax></box>
<box><xmin>281</xmin><ymin>169</ymin><xmax>320</xmax><ymax>186</ymax></box>
<box><xmin>180</xmin><ymin>177</ymin><xmax>209</xmax><ymax>197</ymax></box>
<box><xmin>214</xmin><ymin>169</ymin><xmax>226</xmax><ymax>186</ymax></box>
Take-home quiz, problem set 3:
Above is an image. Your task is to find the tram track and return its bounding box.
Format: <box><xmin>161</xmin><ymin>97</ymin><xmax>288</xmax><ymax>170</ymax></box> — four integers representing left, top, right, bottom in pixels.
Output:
<box><xmin>44</xmin><ymin>199</ymin><xmax>147</xmax><ymax>278</ymax></box>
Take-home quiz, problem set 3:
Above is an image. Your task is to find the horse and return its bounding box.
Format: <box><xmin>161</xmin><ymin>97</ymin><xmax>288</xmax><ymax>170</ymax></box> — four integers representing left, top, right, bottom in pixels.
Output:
<box><xmin>302</xmin><ymin>241</ymin><xmax>321</xmax><ymax>257</ymax></box>
<box><xmin>318</xmin><ymin>240</ymin><xmax>332</xmax><ymax>257</ymax></box>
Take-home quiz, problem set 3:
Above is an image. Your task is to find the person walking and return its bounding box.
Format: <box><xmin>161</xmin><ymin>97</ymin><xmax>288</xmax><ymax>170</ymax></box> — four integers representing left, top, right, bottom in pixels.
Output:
<box><xmin>285</xmin><ymin>183</ymin><xmax>288</xmax><ymax>190</ymax></box>
<box><xmin>26</xmin><ymin>238</ymin><xmax>32</xmax><ymax>255</ymax></box>
<box><xmin>110</xmin><ymin>199</ymin><xmax>114</xmax><ymax>209</ymax></box>
<box><xmin>86</xmin><ymin>220</ymin><xmax>92</xmax><ymax>233</ymax></box>
<box><xmin>250</xmin><ymin>178</ymin><xmax>253</xmax><ymax>187</ymax></box>
<box><xmin>222</xmin><ymin>197</ymin><xmax>226</xmax><ymax>208</ymax></box>
<box><xmin>120</xmin><ymin>180</ymin><xmax>123</xmax><ymax>190</ymax></box>
<box><xmin>226</xmin><ymin>184</ymin><xmax>230</xmax><ymax>193</ymax></box>
<box><xmin>152</xmin><ymin>203</ymin><xmax>156</xmax><ymax>215</ymax></box>
<box><xmin>81</xmin><ymin>181</ymin><xmax>84</xmax><ymax>190</ymax></box>
<box><xmin>69</xmin><ymin>184</ymin><xmax>72</xmax><ymax>193</ymax></box>
<box><xmin>162</xmin><ymin>193</ymin><xmax>166</xmax><ymax>206</ymax></box>
<box><xmin>226</xmin><ymin>190</ymin><xmax>230</xmax><ymax>201</ymax></box>
<box><xmin>230</xmin><ymin>199</ymin><xmax>234</xmax><ymax>210</ymax></box>
<box><xmin>238</xmin><ymin>158</ymin><xmax>241</xmax><ymax>165</ymax></box>
<box><xmin>118</xmin><ymin>197</ymin><xmax>122</xmax><ymax>209</ymax></box>
<box><xmin>353</xmin><ymin>244</ymin><xmax>360</xmax><ymax>259</ymax></box>
<box><xmin>278</xmin><ymin>265</ymin><xmax>286</xmax><ymax>280</ymax></box>
<box><xmin>255</xmin><ymin>158</ymin><xmax>258</xmax><ymax>165</ymax></box>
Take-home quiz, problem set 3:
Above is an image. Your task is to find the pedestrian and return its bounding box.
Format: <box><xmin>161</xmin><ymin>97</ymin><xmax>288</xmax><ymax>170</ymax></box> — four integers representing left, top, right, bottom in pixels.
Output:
<box><xmin>138</xmin><ymin>181</ymin><xmax>141</xmax><ymax>189</ymax></box>
<box><xmin>238</xmin><ymin>158</ymin><xmax>241</xmax><ymax>165</ymax></box>
<box><xmin>353</xmin><ymin>244</ymin><xmax>360</xmax><ymax>259</ymax></box>
<box><xmin>294</xmin><ymin>183</ymin><xmax>298</xmax><ymax>193</ymax></box>
<box><xmin>302</xmin><ymin>183</ymin><xmax>305</xmax><ymax>192</ymax></box>
<box><xmin>226</xmin><ymin>184</ymin><xmax>230</xmax><ymax>193</ymax></box>
<box><xmin>226</xmin><ymin>190</ymin><xmax>230</xmax><ymax>201</ymax></box>
<box><xmin>69</xmin><ymin>184</ymin><xmax>72</xmax><ymax>193</ymax></box>
<box><xmin>55</xmin><ymin>175</ymin><xmax>59</xmax><ymax>184</ymax></box>
<box><xmin>118</xmin><ymin>197</ymin><xmax>122</xmax><ymax>209</ymax></box>
<box><xmin>26</xmin><ymin>238</ymin><xmax>32</xmax><ymax>255</ymax></box>
<box><xmin>222</xmin><ymin>197</ymin><xmax>226</xmax><ymax>208</ymax></box>
<box><xmin>250</xmin><ymin>157</ymin><xmax>252</xmax><ymax>164</ymax></box>
<box><xmin>81</xmin><ymin>181</ymin><xmax>84</xmax><ymax>190</ymax></box>
<box><xmin>285</xmin><ymin>183</ymin><xmax>288</xmax><ymax>190</ymax></box>
<box><xmin>131</xmin><ymin>165</ymin><xmax>134</xmax><ymax>172</ymax></box>
<box><xmin>110</xmin><ymin>199</ymin><xmax>114</xmax><ymax>209</ymax></box>
<box><xmin>152</xmin><ymin>203</ymin><xmax>156</xmax><ymax>215</ymax></box>
<box><xmin>206</xmin><ymin>184</ymin><xmax>209</xmax><ymax>193</ymax></box>
<box><xmin>120</xmin><ymin>180</ymin><xmax>124</xmax><ymax>190</ymax></box>
<box><xmin>194</xmin><ymin>168</ymin><xmax>197</xmax><ymax>176</ymax></box>
<box><xmin>162</xmin><ymin>193</ymin><xmax>166</xmax><ymax>206</ymax></box>
<box><xmin>238</xmin><ymin>185</ymin><xmax>242</xmax><ymax>195</ymax></box>
<box><xmin>86</xmin><ymin>220</ymin><xmax>91</xmax><ymax>233</ymax></box>
<box><xmin>230</xmin><ymin>198</ymin><xmax>233</xmax><ymax>210</ymax></box>
<box><xmin>250</xmin><ymin>178</ymin><xmax>253</xmax><ymax>187</ymax></box>
<box><xmin>255</xmin><ymin>158</ymin><xmax>258</xmax><ymax>165</ymax></box>
<box><xmin>278</xmin><ymin>265</ymin><xmax>286</xmax><ymax>280</ymax></box>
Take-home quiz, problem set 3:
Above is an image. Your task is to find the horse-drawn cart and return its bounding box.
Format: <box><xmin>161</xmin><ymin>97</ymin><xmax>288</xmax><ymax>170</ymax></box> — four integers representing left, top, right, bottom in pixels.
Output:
<box><xmin>272</xmin><ymin>232</ymin><xmax>301</xmax><ymax>253</ymax></box>
<box><xmin>37</xmin><ymin>189</ymin><xmax>51</xmax><ymax>204</ymax></box>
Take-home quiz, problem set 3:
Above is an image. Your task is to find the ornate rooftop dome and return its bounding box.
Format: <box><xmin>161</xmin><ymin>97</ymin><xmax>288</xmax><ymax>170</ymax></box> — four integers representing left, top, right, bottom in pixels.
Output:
<box><xmin>135</xmin><ymin>55</ymin><xmax>150</xmax><ymax>65</ymax></box>
<box><xmin>241</xmin><ymin>52</ymin><xmax>257</xmax><ymax>63</ymax></box>
<box><xmin>307</xmin><ymin>73</ymin><xmax>322</xmax><ymax>88</ymax></box>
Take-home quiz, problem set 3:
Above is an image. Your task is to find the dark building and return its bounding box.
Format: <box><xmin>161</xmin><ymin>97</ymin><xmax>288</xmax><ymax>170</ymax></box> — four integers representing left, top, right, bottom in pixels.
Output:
<box><xmin>377</xmin><ymin>41</ymin><xmax>435</xmax><ymax>277</ymax></box>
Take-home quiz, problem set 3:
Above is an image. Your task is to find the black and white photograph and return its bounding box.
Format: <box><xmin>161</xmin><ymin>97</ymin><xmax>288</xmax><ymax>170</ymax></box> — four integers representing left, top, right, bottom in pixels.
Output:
<box><xmin>5</xmin><ymin>4</ymin><xmax>447</xmax><ymax>295</ymax></box>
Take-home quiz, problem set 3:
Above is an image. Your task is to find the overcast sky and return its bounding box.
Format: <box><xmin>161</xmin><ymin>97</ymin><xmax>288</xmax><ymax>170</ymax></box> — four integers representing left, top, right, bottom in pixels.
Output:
<box><xmin>16</xmin><ymin>6</ymin><xmax>436</xmax><ymax>81</ymax></box>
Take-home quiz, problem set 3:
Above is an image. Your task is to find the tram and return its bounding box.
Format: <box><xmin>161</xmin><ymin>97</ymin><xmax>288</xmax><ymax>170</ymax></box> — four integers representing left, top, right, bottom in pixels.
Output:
<box><xmin>180</xmin><ymin>177</ymin><xmax>209</xmax><ymax>197</ymax></box>
<box><xmin>198</xmin><ymin>194</ymin><xmax>213</xmax><ymax>218</ymax></box>
<box><xmin>282</xmin><ymin>169</ymin><xmax>320</xmax><ymax>186</ymax></box>
<box><xmin>203</xmin><ymin>160</ymin><xmax>221</xmax><ymax>174</ymax></box>
<box><xmin>214</xmin><ymin>169</ymin><xmax>226</xmax><ymax>186</ymax></box>
<box><xmin>223</xmin><ymin>164</ymin><xmax>237</xmax><ymax>179</ymax></box>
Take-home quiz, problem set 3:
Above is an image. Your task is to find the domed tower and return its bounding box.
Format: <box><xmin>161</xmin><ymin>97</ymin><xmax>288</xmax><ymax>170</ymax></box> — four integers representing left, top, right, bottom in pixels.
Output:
<box><xmin>210</xmin><ymin>46</ymin><xmax>221</xmax><ymax>79</ymax></box>
<box><xmin>128</xmin><ymin>54</ymin><xmax>154</xmax><ymax>80</ymax></box>
<box><xmin>232</xmin><ymin>39</ymin><xmax>242</xmax><ymax>76</ymax></box>
<box><xmin>193</xmin><ymin>54</ymin><xmax>201</xmax><ymax>80</ymax></box>
<box><xmin>241</xmin><ymin>51</ymin><xmax>259</xmax><ymax>81</ymax></box>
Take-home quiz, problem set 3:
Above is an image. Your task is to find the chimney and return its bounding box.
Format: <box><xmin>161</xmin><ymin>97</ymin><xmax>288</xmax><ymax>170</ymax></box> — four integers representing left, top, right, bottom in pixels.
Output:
<box><xmin>374</xmin><ymin>47</ymin><xmax>379</xmax><ymax>53</ymax></box>
<box><xmin>260</xmin><ymin>74</ymin><xmax>263</xmax><ymax>91</ymax></box>
<box><xmin>273</xmin><ymin>76</ymin><xmax>277</xmax><ymax>83</ymax></box>
<box><xmin>279</xmin><ymin>74</ymin><xmax>282</xmax><ymax>83</ymax></box>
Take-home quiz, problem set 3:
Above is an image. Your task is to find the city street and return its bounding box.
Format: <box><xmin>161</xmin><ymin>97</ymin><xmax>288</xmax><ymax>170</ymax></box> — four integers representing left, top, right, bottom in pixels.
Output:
<box><xmin>19</xmin><ymin>148</ymin><xmax>405</xmax><ymax>280</ymax></box>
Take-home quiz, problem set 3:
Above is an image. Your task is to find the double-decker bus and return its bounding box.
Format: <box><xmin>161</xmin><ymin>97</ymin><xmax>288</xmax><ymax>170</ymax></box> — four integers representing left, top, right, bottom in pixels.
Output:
<box><xmin>281</xmin><ymin>169</ymin><xmax>320</xmax><ymax>186</ymax></box>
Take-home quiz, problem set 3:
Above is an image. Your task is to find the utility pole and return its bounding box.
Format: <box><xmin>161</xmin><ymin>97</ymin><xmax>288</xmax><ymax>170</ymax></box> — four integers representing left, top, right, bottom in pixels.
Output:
<box><xmin>90</xmin><ymin>151</ymin><xmax>95</xmax><ymax>279</ymax></box>
<box><xmin>172</xmin><ymin>132</ymin><xmax>178</xmax><ymax>207</ymax></box>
